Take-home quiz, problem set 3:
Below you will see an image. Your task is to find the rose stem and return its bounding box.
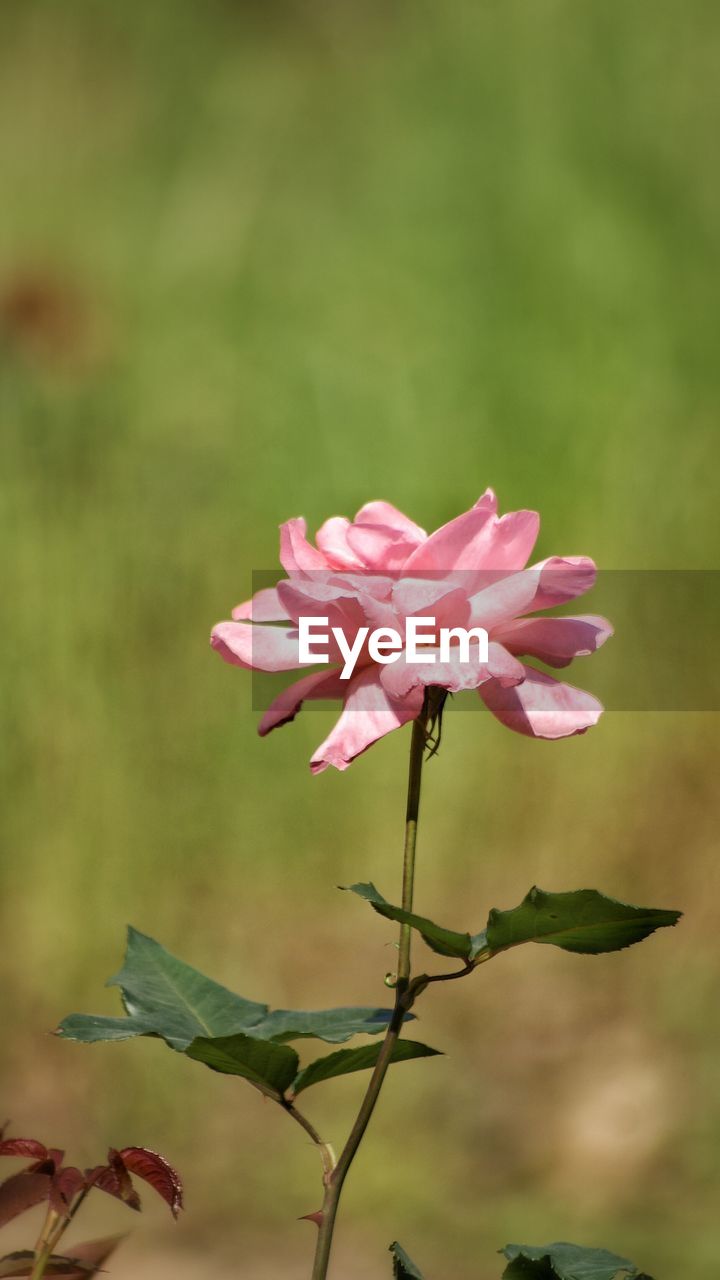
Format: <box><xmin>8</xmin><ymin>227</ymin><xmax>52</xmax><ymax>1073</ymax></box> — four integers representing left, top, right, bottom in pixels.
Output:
<box><xmin>309</xmin><ymin>707</ymin><xmax>428</xmax><ymax>1280</ymax></box>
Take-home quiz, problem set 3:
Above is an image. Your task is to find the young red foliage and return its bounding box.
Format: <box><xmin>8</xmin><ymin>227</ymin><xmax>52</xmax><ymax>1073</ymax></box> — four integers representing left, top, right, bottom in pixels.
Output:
<box><xmin>85</xmin><ymin>1157</ymin><xmax>140</xmax><ymax>1214</ymax></box>
<box><xmin>114</xmin><ymin>1148</ymin><xmax>183</xmax><ymax>1219</ymax></box>
<box><xmin>49</xmin><ymin>1168</ymin><xmax>87</xmax><ymax>1219</ymax></box>
<box><xmin>0</xmin><ymin>1172</ymin><xmax>53</xmax><ymax>1229</ymax></box>
<box><xmin>0</xmin><ymin>1140</ymin><xmax>48</xmax><ymax>1163</ymax></box>
<box><xmin>58</xmin><ymin>1233</ymin><xmax>125</xmax><ymax>1278</ymax></box>
<box><xmin>0</xmin><ymin>1129</ymin><xmax>182</xmax><ymax>1245</ymax></box>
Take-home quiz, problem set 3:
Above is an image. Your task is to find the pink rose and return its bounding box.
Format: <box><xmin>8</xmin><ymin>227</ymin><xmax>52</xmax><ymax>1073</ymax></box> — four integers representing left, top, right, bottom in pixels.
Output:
<box><xmin>211</xmin><ymin>490</ymin><xmax>612</xmax><ymax>773</ymax></box>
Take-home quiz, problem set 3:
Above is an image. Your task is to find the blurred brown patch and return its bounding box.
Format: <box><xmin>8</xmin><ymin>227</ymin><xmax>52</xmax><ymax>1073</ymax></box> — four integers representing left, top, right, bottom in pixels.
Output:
<box><xmin>552</xmin><ymin>1024</ymin><xmax>679</xmax><ymax>1202</ymax></box>
<box><xmin>0</xmin><ymin>269</ymin><xmax>104</xmax><ymax>371</ymax></box>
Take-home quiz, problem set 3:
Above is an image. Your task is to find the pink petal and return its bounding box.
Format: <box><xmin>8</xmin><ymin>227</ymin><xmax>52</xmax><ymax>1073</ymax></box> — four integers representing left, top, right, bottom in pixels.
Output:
<box><xmin>327</xmin><ymin>572</ymin><xmax>395</xmax><ymax>600</ymax></box>
<box><xmin>402</xmin><ymin>504</ymin><xmax>494</xmax><ymax>574</ymax></box>
<box><xmin>353</xmin><ymin>501</ymin><xmax>426</xmax><ymax>543</ymax></box>
<box><xmin>424</xmin><ymin>587</ymin><xmax>471</xmax><ymax>630</ymax></box>
<box><xmin>276</xmin><ymin>581</ymin><xmax>372</xmax><ymax>664</ymax></box>
<box><xmin>468</xmin><ymin>570</ymin><xmax>544</xmax><ymax>630</ymax></box>
<box><xmin>279</xmin><ymin>518</ymin><xmax>330</xmax><ymax>576</ymax></box>
<box><xmin>277</xmin><ymin>578</ymin><xmax>361</xmax><ymax>622</ymax></box>
<box><xmin>494</xmin><ymin>614</ymin><xmax>613</xmax><ymax>668</ymax></box>
<box><xmin>486</xmin><ymin>642</ymin><xmax>527</xmax><ymax>685</ymax></box>
<box><xmin>528</xmin><ymin>556</ymin><xmax>597</xmax><ymax>609</ymax></box>
<box><xmin>404</xmin><ymin>504</ymin><xmax>539</xmax><ymax>574</ymax></box>
<box><xmin>473</xmin><ymin>487</ymin><xmax>498</xmax><ymax>513</ymax></box>
<box><xmin>380</xmin><ymin>650</ymin><xmax>483</xmax><ymax>699</ymax></box>
<box><xmin>479</xmin><ymin>665</ymin><xmax>604</xmax><ymax>738</ymax></box>
<box><xmin>392</xmin><ymin>579</ymin><xmax>471</xmax><ymax>625</ymax></box>
<box><xmin>232</xmin><ymin>587</ymin><xmax>289</xmax><ymax>622</ymax></box>
<box><xmin>211</xmin><ymin>620</ymin><xmax>310</xmax><ymax>672</ymax></box>
<box><xmin>469</xmin><ymin>557</ymin><xmax>598</xmax><ymax>629</ymax></box>
<box><xmin>378</xmin><ymin>583</ymin><xmax>471</xmax><ymax>643</ymax></box>
<box><xmin>259</xmin><ymin>669</ymin><xmax>347</xmax><ymax>736</ymax></box>
<box><xmin>379</xmin><ymin>640</ymin><xmax>523</xmax><ymax>700</ymax></box>
<box><xmin>279</xmin><ymin>575</ymin><xmax>401</xmax><ymax>636</ymax></box>
<box><xmin>310</xmin><ymin>667</ymin><xmax>423</xmax><ymax>774</ymax></box>
<box><xmin>351</xmin><ymin>589</ymin><xmax>403</xmax><ymax>634</ymax></box>
<box><xmin>315</xmin><ymin>517</ymin><xmax>366</xmax><ymax>570</ymax></box>
<box><xmin>346</xmin><ymin>523</ymin><xmax>422</xmax><ymax>572</ymax></box>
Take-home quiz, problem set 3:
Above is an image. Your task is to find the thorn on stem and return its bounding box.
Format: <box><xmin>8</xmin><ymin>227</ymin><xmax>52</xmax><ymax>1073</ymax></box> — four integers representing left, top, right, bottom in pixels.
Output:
<box><xmin>299</xmin><ymin>1210</ymin><xmax>324</xmax><ymax>1228</ymax></box>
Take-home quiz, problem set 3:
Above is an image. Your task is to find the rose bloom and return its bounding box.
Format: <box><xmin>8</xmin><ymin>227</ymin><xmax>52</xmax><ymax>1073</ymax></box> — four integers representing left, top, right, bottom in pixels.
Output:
<box><xmin>211</xmin><ymin>491</ymin><xmax>612</xmax><ymax>773</ymax></box>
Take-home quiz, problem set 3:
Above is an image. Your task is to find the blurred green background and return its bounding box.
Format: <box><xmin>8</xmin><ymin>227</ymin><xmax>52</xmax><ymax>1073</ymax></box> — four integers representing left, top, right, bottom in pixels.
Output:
<box><xmin>1</xmin><ymin>2</ymin><xmax>718</xmax><ymax>1276</ymax></box>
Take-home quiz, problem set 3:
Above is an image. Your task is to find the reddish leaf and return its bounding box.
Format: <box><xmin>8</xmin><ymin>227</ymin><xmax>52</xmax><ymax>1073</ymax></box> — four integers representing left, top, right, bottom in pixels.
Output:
<box><xmin>28</xmin><ymin>1153</ymin><xmax>64</xmax><ymax>1178</ymax></box>
<box><xmin>0</xmin><ymin>1171</ymin><xmax>51</xmax><ymax>1228</ymax></box>
<box><xmin>0</xmin><ymin>1139</ymin><xmax>48</xmax><ymax>1163</ymax></box>
<box><xmin>86</xmin><ymin>1160</ymin><xmax>140</xmax><ymax>1213</ymax></box>
<box><xmin>116</xmin><ymin>1148</ymin><xmax>183</xmax><ymax>1219</ymax></box>
<box><xmin>59</xmin><ymin>1234</ymin><xmax>125</xmax><ymax>1279</ymax></box>
<box><xmin>49</xmin><ymin>1168</ymin><xmax>86</xmax><ymax>1218</ymax></box>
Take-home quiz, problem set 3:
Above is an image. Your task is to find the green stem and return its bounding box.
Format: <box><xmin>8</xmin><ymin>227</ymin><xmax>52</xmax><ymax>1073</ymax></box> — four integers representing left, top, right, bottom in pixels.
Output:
<box><xmin>310</xmin><ymin>707</ymin><xmax>428</xmax><ymax>1280</ymax></box>
<box><xmin>285</xmin><ymin>1101</ymin><xmax>337</xmax><ymax>1182</ymax></box>
<box><xmin>397</xmin><ymin>716</ymin><xmax>427</xmax><ymax>989</ymax></box>
<box><xmin>30</xmin><ymin>1184</ymin><xmax>92</xmax><ymax>1280</ymax></box>
<box><xmin>30</xmin><ymin>1208</ymin><xmax>64</xmax><ymax>1280</ymax></box>
<box><xmin>30</xmin><ymin>1243</ymin><xmax>55</xmax><ymax>1280</ymax></box>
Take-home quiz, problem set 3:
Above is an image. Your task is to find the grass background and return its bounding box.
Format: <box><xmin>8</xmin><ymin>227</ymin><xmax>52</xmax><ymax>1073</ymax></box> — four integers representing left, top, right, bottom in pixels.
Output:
<box><xmin>1</xmin><ymin>2</ymin><xmax>718</xmax><ymax>1276</ymax></box>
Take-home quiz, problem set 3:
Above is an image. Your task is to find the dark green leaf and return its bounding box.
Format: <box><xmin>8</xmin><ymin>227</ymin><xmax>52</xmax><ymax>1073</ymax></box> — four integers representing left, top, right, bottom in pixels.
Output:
<box><xmin>502</xmin><ymin>1256</ymin><xmax>554</xmax><ymax>1279</ymax></box>
<box><xmin>185</xmin><ymin>1033</ymin><xmax>299</xmax><ymax>1100</ymax></box>
<box><xmin>58</xmin><ymin>928</ymin><xmax>267</xmax><ymax>1049</ymax></box>
<box><xmin>293</xmin><ymin>1039</ymin><xmax>441</xmax><ymax>1096</ymax></box>
<box><xmin>389</xmin><ymin>1241</ymin><xmax>425</xmax><ymax>1278</ymax></box>
<box><xmin>254</xmin><ymin>1006</ymin><xmax>402</xmax><ymax>1044</ymax></box>
<box><xmin>0</xmin><ymin>1256</ymin><xmax>42</xmax><ymax>1279</ymax></box>
<box><xmin>501</xmin><ymin>1242</ymin><xmax>654</xmax><ymax>1280</ymax></box>
<box><xmin>0</xmin><ymin>1254</ymin><xmax>98</xmax><ymax>1277</ymax></box>
<box><xmin>56</xmin><ymin>1013</ymin><xmax>161</xmax><ymax>1044</ymax></box>
<box><xmin>57</xmin><ymin>928</ymin><xmax>398</xmax><ymax>1049</ymax></box>
<box><xmin>346</xmin><ymin>883</ymin><xmax>474</xmax><ymax>960</ymax></box>
<box><xmin>343</xmin><ymin>885</ymin><xmax>679</xmax><ymax>969</ymax></box>
<box><xmin>486</xmin><ymin>888</ymin><xmax>681</xmax><ymax>956</ymax></box>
